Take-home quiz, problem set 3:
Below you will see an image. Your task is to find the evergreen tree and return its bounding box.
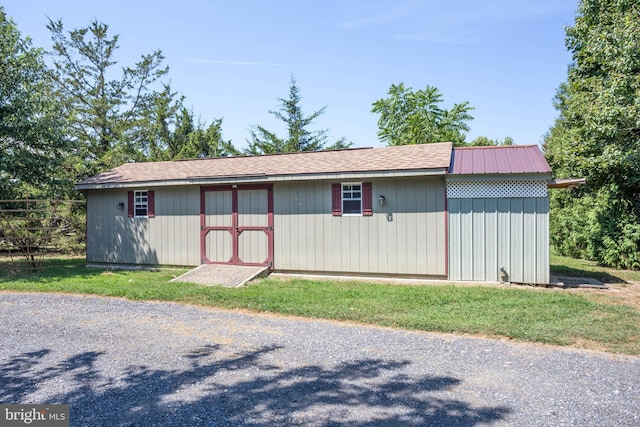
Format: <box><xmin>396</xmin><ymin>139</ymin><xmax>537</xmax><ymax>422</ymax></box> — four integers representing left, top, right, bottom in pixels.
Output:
<box><xmin>47</xmin><ymin>19</ymin><xmax>170</xmax><ymax>176</ymax></box>
<box><xmin>140</xmin><ymin>83</ymin><xmax>184</xmax><ymax>161</ymax></box>
<box><xmin>247</xmin><ymin>75</ymin><xmax>328</xmax><ymax>154</ymax></box>
<box><xmin>177</xmin><ymin>118</ymin><xmax>238</xmax><ymax>159</ymax></box>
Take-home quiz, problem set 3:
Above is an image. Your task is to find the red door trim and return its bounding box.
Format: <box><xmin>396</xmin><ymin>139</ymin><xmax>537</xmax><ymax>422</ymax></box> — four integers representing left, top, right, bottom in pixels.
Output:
<box><xmin>200</xmin><ymin>184</ymin><xmax>274</xmax><ymax>267</ymax></box>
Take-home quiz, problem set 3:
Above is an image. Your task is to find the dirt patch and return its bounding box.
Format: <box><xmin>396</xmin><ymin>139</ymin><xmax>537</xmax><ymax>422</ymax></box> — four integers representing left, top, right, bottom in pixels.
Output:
<box><xmin>570</xmin><ymin>280</ymin><xmax>640</xmax><ymax>311</ymax></box>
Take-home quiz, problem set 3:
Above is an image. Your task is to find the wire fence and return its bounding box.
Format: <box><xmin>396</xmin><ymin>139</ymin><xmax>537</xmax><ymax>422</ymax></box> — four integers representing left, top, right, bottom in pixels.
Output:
<box><xmin>0</xmin><ymin>199</ymin><xmax>85</xmax><ymax>272</ymax></box>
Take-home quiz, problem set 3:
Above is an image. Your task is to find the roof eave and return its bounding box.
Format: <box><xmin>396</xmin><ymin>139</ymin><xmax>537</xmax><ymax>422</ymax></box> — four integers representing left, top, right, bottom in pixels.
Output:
<box><xmin>546</xmin><ymin>178</ymin><xmax>586</xmax><ymax>189</ymax></box>
<box><xmin>75</xmin><ymin>168</ymin><xmax>450</xmax><ymax>190</ymax></box>
<box><xmin>447</xmin><ymin>172</ymin><xmax>553</xmax><ymax>181</ymax></box>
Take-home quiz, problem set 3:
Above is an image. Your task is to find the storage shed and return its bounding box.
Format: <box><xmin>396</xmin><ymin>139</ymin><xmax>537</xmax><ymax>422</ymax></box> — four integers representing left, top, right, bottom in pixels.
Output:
<box><xmin>447</xmin><ymin>145</ymin><xmax>552</xmax><ymax>284</ymax></box>
<box><xmin>76</xmin><ymin>142</ymin><xmax>553</xmax><ymax>284</ymax></box>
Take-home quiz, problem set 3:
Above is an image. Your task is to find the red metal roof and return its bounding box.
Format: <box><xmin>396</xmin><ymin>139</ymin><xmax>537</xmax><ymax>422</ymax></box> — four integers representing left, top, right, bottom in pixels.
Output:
<box><xmin>449</xmin><ymin>145</ymin><xmax>551</xmax><ymax>175</ymax></box>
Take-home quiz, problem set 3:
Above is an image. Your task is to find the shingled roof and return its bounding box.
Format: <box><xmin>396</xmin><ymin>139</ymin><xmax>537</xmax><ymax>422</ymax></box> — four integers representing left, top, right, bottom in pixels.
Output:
<box><xmin>77</xmin><ymin>142</ymin><xmax>453</xmax><ymax>189</ymax></box>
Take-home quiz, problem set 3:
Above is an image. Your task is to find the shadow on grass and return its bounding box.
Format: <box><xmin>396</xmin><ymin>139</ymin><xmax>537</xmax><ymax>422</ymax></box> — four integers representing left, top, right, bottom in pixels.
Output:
<box><xmin>0</xmin><ymin>257</ymin><xmax>105</xmax><ymax>281</ymax></box>
<box><xmin>1</xmin><ymin>346</ymin><xmax>511</xmax><ymax>426</ymax></box>
<box><xmin>549</xmin><ymin>262</ymin><xmax>626</xmax><ymax>284</ymax></box>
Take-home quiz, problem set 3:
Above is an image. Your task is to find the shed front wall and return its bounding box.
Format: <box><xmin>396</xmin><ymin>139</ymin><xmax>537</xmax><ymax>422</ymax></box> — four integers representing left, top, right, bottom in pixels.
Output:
<box><xmin>448</xmin><ymin>197</ymin><xmax>549</xmax><ymax>284</ymax></box>
<box><xmin>86</xmin><ymin>186</ymin><xmax>200</xmax><ymax>266</ymax></box>
<box><xmin>273</xmin><ymin>176</ymin><xmax>447</xmax><ymax>276</ymax></box>
<box><xmin>86</xmin><ymin>176</ymin><xmax>447</xmax><ymax>275</ymax></box>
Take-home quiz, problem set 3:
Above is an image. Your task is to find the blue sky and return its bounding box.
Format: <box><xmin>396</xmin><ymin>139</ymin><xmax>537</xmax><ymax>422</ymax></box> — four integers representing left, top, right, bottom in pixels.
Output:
<box><xmin>4</xmin><ymin>0</ymin><xmax>577</xmax><ymax>150</ymax></box>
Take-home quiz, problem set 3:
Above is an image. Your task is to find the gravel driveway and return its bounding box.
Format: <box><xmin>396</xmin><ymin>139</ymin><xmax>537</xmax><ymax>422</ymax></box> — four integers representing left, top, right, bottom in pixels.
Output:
<box><xmin>1</xmin><ymin>293</ymin><xmax>638</xmax><ymax>426</ymax></box>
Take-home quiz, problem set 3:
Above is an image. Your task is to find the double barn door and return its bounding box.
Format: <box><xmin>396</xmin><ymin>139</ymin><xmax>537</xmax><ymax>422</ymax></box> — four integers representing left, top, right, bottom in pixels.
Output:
<box><xmin>200</xmin><ymin>185</ymin><xmax>273</xmax><ymax>267</ymax></box>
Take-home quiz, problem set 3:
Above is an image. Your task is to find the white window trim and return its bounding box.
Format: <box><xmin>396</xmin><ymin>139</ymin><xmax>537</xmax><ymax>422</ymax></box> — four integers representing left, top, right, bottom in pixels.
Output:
<box><xmin>134</xmin><ymin>190</ymin><xmax>149</xmax><ymax>218</ymax></box>
<box><xmin>341</xmin><ymin>182</ymin><xmax>363</xmax><ymax>216</ymax></box>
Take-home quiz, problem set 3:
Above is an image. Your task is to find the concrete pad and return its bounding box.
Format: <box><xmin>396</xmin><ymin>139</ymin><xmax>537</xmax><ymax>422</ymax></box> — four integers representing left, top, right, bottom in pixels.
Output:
<box><xmin>549</xmin><ymin>274</ymin><xmax>608</xmax><ymax>289</ymax></box>
<box><xmin>171</xmin><ymin>264</ymin><xmax>269</xmax><ymax>287</ymax></box>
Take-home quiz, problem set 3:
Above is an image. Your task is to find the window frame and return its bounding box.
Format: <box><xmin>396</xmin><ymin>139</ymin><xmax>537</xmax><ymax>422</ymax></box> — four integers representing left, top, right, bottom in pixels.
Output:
<box><xmin>134</xmin><ymin>190</ymin><xmax>149</xmax><ymax>218</ymax></box>
<box><xmin>341</xmin><ymin>182</ymin><xmax>363</xmax><ymax>216</ymax></box>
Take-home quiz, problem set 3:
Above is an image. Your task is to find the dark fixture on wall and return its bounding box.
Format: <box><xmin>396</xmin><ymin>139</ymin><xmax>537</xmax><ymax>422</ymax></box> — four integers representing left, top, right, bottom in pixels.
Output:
<box><xmin>378</xmin><ymin>195</ymin><xmax>386</xmax><ymax>206</ymax></box>
<box><xmin>117</xmin><ymin>202</ymin><xmax>125</xmax><ymax>210</ymax></box>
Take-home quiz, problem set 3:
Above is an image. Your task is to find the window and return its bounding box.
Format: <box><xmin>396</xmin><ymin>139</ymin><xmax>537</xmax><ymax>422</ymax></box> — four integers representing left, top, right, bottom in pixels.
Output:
<box><xmin>128</xmin><ymin>190</ymin><xmax>155</xmax><ymax>218</ymax></box>
<box><xmin>332</xmin><ymin>182</ymin><xmax>372</xmax><ymax>216</ymax></box>
<box><xmin>135</xmin><ymin>190</ymin><xmax>148</xmax><ymax>217</ymax></box>
<box><xmin>342</xmin><ymin>183</ymin><xmax>362</xmax><ymax>215</ymax></box>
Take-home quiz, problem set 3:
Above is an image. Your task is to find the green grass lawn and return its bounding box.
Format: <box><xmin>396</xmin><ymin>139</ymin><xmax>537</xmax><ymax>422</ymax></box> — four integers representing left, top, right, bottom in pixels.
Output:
<box><xmin>550</xmin><ymin>249</ymin><xmax>640</xmax><ymax>283</ymax></box>
<box><xmin>1</xmin><ymin>256</ymin><xmax>639</xmax><ymax>355</ymax></box>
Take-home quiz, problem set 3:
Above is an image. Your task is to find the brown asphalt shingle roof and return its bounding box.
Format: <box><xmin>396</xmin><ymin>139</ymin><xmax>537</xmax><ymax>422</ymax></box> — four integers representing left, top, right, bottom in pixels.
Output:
<box><xmin>77</xmin><ymin>142</ymin><xmax>453</xmax><ymax>188</ymax></box>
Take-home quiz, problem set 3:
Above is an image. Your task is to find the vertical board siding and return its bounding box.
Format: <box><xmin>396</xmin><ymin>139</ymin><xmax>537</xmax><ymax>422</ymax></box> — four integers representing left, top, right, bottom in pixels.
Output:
<box><xmin>87</xmin><ymin>176</ymin><xmax>450</xmax><ymax>275</ymax></box>
<box><xmin>510</xmin><ymin>198</ymin><xmax>524</xmax><ymax>283</ymax></box>
<box><xmin>484</xmin><ymin>198</ymin><xmax>498</xmax><ymax>282</ymax></box>
<box><xmin>448</xmin><ymin>196</ymin><xmax>549</xmax><ymax>284</ymax></box>
<box><xmin>459</xmin><ymin>199</ymin><xmax>473</xmax><ymax>280</ymax></box>
<box><xmin>536</xmin><ymin>198</ymin><xmax>550</xmax><ymax>283</ymax></box>
<box><xmin>273</xmin><ymin>176</ymin><xmax>447</xmax><ymax>276</ymax></box>
<box><xmin>447</xmin><ymin>199</ymin><xmax>461</xmax><ymax>280</ymax></box>
<box><xmin>86</xmin><ymin>186</ymin><xmax>201</xmax><ymax>266</ymax></box>
<box><xmin>472</xmin><ymin>198</ymin><xmax>485</xmax><ymax>280</ymax></box>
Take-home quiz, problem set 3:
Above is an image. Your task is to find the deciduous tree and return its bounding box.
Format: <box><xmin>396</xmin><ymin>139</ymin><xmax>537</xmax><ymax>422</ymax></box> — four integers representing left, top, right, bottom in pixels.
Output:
<box><xmin>544</xmin><ymin>0</ymin><xmax>640</xmax><ymax>269</ymax></box>
<box><xmin>468</xmin><ymin>136</ymin><xmax>514</xmax><ymax>146</ymax></box>
<box><xmin>0</xmin><ymin>8</ymin><xmax>68</xmax><ymax>199</ymax></box>
<box><xmin>371</xmin><ymin>83</ymin><xmax>473</xmax><ymax>146</ymax></box>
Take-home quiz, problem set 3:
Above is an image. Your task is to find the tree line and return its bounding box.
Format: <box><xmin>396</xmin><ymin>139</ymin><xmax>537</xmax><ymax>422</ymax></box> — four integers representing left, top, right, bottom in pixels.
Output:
<box><xmin>2</xmin><ymin>1</ymin><xmax>638</xmax><ymax>269</ymax></box>
<box><xmin>1</xmin><ymin>7</ymin><xmax>507</xmax><ymax>200</ymax></box>
<box><xmin>544</xmin><ymin>0</ymin><xmax>640</xmax><ymax>269</ymax></box>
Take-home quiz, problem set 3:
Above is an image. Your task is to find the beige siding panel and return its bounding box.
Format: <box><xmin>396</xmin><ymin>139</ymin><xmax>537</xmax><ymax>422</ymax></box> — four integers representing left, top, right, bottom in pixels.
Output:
<box><xmin>273</xmin><ymin>176</ymin><xmax>446</xmax><ymax>276</ymax></box>
<box><xmin>152</xmin><ymin>186</ymin><xmax>201</xmax><ymax>265</ymax></box>
<box><xmin>87</xmin><ymin>186</ymin><xmax>201</xmax><ymax>266</ymax></box>
<box><xmin>87</xmin><ymin>189</ymin><xmax>152</xmax><ymax>264</ymax></box>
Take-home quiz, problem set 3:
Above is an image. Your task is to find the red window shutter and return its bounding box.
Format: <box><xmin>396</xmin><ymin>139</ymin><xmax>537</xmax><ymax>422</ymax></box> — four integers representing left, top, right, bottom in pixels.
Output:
<box><xmin>331</xmin><ymin>183</ymin><xmax>342</xmax><ymax>216</ymax></box>
<box><xmin>127</xmin><ymin>191</ymin><xmax>134</xmax><ymax>218</ymax></box>
<box><xmin>148</xmin><ymin>190</ymin><xmax>155</xmax><ymax>218</ymax></box>
<box><xmin>362</xmin><ymin>182</ymin><xmax>373</xmax><ymax>216</ymax></box>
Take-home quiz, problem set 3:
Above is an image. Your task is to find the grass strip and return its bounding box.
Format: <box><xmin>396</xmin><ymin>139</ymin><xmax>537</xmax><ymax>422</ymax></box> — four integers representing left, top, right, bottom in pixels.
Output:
<box><xmin>1</xmin><ymin>257</ymin><xmax>638</xmax><ymax>355</ymax></box>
